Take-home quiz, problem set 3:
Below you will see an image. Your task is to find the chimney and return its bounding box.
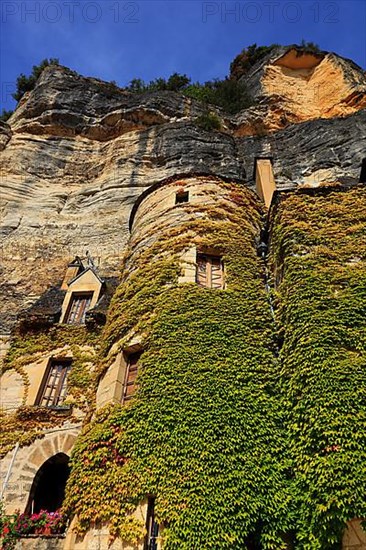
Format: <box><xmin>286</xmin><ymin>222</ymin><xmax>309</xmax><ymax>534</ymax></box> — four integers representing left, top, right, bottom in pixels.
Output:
<box><xmin>61</xmin><ymin>257</ymin><xmax>84</xmax><ymax>290</ymax></box>
<box><xmin>255</xmin><ymin>157</ymin><xmax>276</xmax><ymax>208</ymax></box>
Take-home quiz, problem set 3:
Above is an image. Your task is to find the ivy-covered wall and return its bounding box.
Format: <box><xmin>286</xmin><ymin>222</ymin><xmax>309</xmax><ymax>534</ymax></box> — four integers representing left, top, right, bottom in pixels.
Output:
<box><xmin>64</xmin><ymin>179</ymin><xmax>290</xmax><ymax>549</ymax></box>
<box><xmin>270</xmin><ymin>186</ymin><xmax>366</xmax><ymax>549</ymax></box>
<box><xmin>4</xmin><ymin>178</ymin><xmax>365</xmax><ymax>549</ymax></box>
<box><xmin>1</xmin><ymin>325</ymin><xmax>100</xmax><ymax>458</ymax></box>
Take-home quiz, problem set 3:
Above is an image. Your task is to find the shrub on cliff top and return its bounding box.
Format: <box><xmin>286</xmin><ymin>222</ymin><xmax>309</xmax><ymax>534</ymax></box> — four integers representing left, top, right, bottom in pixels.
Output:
<box><xmin>194</xmin><ymin>110</ymin><xmax>221</xmax><ymax>131</ymax></box>
<box><xmin>12</xmin><ymin>58</ymin><xmax>59</xmax><ymax>102</ymax></box>
<box><xmin>230</xmin><ymin>41</ymin><xmax>321</xmax><ymax>80</ymax></box>
<box><xmin>128</xmin><ymin>72</ymin><xmax>191</xmax><ymax>93</ymax></box>
<box><xmin>0</xmin><ymin>109</ymin><xmax>13</xmax><ymax>122</ymax></box>
<box><xmin>230</xmin><ymin>43</ymin><xmax>279</xmax><ymax>80</ymax></box>
<box><xmin>185</xmin><ymin>77</ymin><xmax>253</xmax><ymax>114</ymax></box>
<box><xmin>126</xmin><ymin>73</ymin><xmax>253</xmax><ymax>114</ymax></box>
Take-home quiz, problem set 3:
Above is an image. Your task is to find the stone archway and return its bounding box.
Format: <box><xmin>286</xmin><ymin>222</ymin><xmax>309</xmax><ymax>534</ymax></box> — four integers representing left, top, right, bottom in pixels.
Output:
<box><xmin>25</xmin><ymin>452</ymin><xmax>70</xmax><ymax>514</ymax></box>
<box><xmin>1</xmin><ymin>427</ymin><xmax>80</xmax><ymax>513</ymax></box>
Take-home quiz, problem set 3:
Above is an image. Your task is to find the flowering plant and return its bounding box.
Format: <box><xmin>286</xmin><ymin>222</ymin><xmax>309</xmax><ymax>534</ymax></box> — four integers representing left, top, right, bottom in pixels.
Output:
<box><xmin>1</xmin><ymin>508</ymin><xmax>66</xmax><ymax>549</ymax></box>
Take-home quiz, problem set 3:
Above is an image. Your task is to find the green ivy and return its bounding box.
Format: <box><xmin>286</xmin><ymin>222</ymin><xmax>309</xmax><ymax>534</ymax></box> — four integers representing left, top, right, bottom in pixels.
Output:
<box><xmin>6</xmin><ymin>180</ymin><xmax>363</xmax><ymax>548</ymax></box>
<box><xmin>270</xmin><ymin>186</ymin><xmax>366</xmax><ymax>549</ymax></box>
<box><xmin>12</xmin><ymin>58</ymin><xmax>59</xmax><ymax>102</ymax></box>
<box><xmin>65</xmin><ymin>181</ymin><xmax>291</xmax><ymax>548</ymax></box>
<box><xmin>1</xmin><ymin>325</ymin><xmax>101</xmax><ymax>457</ymax></box>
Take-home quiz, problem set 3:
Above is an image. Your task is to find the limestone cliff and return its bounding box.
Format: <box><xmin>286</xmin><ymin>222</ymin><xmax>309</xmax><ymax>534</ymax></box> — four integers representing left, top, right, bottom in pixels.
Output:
<box><xmin>0</xmin><ymin>45</ymin><xmax>365</xmax><ymax>333</ymax></box>
<box><xmin>234</xmin><ymin>46</ymin><xmax>366</xmax><ymax>134</ymax></box>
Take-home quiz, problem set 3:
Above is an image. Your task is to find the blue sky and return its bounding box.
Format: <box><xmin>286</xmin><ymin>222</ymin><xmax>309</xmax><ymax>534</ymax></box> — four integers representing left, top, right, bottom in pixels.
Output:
<box><xmin>1</xmin><ymin>0</ymin><xmax>365</xmax><ymax>111</ymax></box>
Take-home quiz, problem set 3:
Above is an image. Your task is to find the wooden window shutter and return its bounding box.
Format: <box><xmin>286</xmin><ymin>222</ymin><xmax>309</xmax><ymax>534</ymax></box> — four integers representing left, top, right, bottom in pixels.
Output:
<box><xmin>196</xmin><ymin>254</ymin><xmax>224</xmax><ymax>289</ymax></box>
<box><xmin>122</xmin><ymin>351</ymin><xmax>142</xmax><ymax>403</ymax></box>
<box><xmin>211</xmin><ymin>256</ymin><xmax>223</xmax><ymax>288</ymax></box>
<box><xmin>196</xmin><ymin>254</ymin><xmax>208</xmax><ymax>287</ymax></box>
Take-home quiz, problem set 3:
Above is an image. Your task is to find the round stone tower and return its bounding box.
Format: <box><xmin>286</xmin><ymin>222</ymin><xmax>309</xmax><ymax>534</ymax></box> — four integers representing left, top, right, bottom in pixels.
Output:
<box><xmin>69</xmin><ymin>174</ymin><xmax>287</xmax><ymax>550</ymax></box>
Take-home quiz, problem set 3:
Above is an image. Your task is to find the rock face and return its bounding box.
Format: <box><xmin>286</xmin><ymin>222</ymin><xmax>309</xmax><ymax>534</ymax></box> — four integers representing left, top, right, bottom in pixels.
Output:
<box><xmin>0</xmin><ymin>46</ymin><xmax>365</xmax><ymax>332</ymax></box>
<box><xmin>238</xmin><ymin>109</ymin><xmax>366</xmax><ymax>189</ymax></box>
<box><xmin>1</xmin><ymin>45</ymin><xmax>366</xmax><ymax>550</ymax></box>
<box><xmin>234</xmin><ymin>47</ymin><xmax>366</xmax><ymax>134</ymax></box>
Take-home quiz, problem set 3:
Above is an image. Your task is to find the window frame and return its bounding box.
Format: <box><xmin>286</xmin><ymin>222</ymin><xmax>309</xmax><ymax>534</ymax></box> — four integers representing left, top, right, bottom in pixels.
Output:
<box><xmin>122</xmin><ymin>350</ymin><xmax>142</xmax><ymax>404</ymax></box>
<box><xmin>196</xmin><ymin>253</ymin><xmax>224</xmax><ymax>289</ymax></box>
<box><xmin>64</xmin><ymin>291</ymin><xmax>94</xmax><ymax>325</ymax></box>
<box><xmin>35</xmin><ymin>359</ymin><xmax>72</xmax><ymax>409</ymax></box>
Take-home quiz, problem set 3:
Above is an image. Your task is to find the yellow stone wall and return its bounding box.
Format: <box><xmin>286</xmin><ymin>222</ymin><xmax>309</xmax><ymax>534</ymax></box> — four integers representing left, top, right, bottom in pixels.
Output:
<box><xmin>64</xmin><ymin>503</ymin><xmax>151</xmax><ymax>550</ymax></box>
<box><xmin>1</xmin><ymin>427</ymin><xmax>80</xmax><ymax>514</ymax></box>
<box><xmin>255</xmin><ymin>158</ymin><xmax>276</xmax><ymax>208</ymax></box>
<box><xmin>0</xmin><ymin>370</ymin><xmax>25</xmax><ymax>411</ymax></box>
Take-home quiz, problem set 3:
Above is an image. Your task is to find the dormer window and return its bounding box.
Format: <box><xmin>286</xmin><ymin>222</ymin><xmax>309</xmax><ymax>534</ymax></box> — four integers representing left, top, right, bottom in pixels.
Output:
<box><xmin>65</xmin><ymin>292</ymin><xmax>93</xmax><ymax>324</ymax></box>
<box><xmin>36</xmin><ymin>359</ymin><xmax>72</xmax><ymax>408</ymax></box>
<box><xmin>59</xmin><ymin>264</ymin><xmax>103</xmax><ymax>325</ymax></box>
<box><xmin>175</xmin><ymin>190</ymin><xmax>189</xmax><ymax>204</ymax></box>
<box><xmin>196</xmin><ymin>253</ymin><xmax>224</xmax><ymax>289</ymax></box>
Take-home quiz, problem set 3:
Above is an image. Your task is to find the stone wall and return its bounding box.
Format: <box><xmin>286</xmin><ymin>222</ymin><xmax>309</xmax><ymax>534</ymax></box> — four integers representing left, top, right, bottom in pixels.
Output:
<box><xmin>1</xmin><ymin>426</ymin><xmax>80</xmax><ymax>514</ymax></box>
<box><xmin>15</xmin><ymin>536</ymin><xmax>65</xmax><ymax>550</ymax></box>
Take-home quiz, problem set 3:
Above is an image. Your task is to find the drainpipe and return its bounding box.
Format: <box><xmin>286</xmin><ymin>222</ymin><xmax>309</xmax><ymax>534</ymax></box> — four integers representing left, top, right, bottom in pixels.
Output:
<box><xmin>257</xmin><ymin>229</ymin><xmax>282</xmax><ymax>358</ymax></box>
<box><xmin>1</xmin><ymin>442</ymin><xmax>19</xmax><ymax>499</ymax></box>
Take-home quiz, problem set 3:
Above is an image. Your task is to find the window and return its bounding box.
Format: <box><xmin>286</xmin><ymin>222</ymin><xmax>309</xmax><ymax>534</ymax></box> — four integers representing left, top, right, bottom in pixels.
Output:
<box><xmin>37</xmin><ymin>360</ymin><xmax>72</xmax><ymax>408</ymax></box>
<box><xmin>196</xmin><ymin>253</ymin><xmax>224</xmax><ymax>289</ymax></box>
<box><xmin>144</xmin><ymin>497</ymin><xmax>159</xmax><ymax>550</ymax></box>
<box><xmin>122</xmin><ymin>351</ymin><xmax>142</xmax><ymax>403</ymax></box>
<box><xmin>175</xmin><ymin>191</ymin><xmax>189</xmax><ymax>204</ymax></box>
<box><xmin>65</xmin><ymin>292</ymin><xmax>93</xmax><ymax>324</ymax></box>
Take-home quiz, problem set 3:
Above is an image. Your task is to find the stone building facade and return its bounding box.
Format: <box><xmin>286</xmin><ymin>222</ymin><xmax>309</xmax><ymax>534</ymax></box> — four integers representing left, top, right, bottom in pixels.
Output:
<box><xmin>2</xmin><ymin>169</ymin><xmax>366</xmax><ymax>549</ymax></box>
<box><xmin>1</xmin><ymin>45</ymin><xmax>366</xmax><ymax>550</ymax></box>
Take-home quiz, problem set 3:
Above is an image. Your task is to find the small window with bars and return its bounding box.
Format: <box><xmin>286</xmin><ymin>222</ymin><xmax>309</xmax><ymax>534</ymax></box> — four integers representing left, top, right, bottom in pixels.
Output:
<box><xmin>65</xmin><ymin>292</ymin><xmax>93</xmax><ymax>324</ymax></box>
<box><xmin>196</xmin><ymin>253</ymin><xmax>224</xmax><ymax>289</ymax></box>
<box><xmin>122</xmin><ymin>350</ymin><xmax>142</xmax><ymax>404</ymax></box>
<box><xmin>37</xmin><ymin>359</ymin><xmax>72</xmax><ymax>408</ymax></box>
<box><xmin>144</xmin><ymin>497</ymin><xmax>159</xmax><ymax>550</ymax></box>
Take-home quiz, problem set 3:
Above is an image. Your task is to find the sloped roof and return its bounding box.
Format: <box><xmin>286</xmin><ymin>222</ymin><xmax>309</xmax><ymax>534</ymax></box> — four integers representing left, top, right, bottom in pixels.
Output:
<box><xmin>17</xmin><ymin>275</ymin><xmax>120</xmax><ymax>332</ymax></box>
<box><xmin>17</xmin><ymin>286</ymin><xmax>66</xmax><ymax>330</ymax></box>
<box><xmin>86</xmin><ymin>277</ymin><xmax>119</xmax><ymax>327</ymax></box>
<box><xmin>67</xmin><ymin>266</ymin><xmax>104</xmax><ymax>286</ymax></box>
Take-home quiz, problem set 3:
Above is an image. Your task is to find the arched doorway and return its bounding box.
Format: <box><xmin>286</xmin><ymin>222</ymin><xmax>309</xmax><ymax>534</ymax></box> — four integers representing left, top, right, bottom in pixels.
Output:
<box><xmin>26</xmin><ymin>452</ymin><xmax>70</xmax><ymax>514</ymax></box>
